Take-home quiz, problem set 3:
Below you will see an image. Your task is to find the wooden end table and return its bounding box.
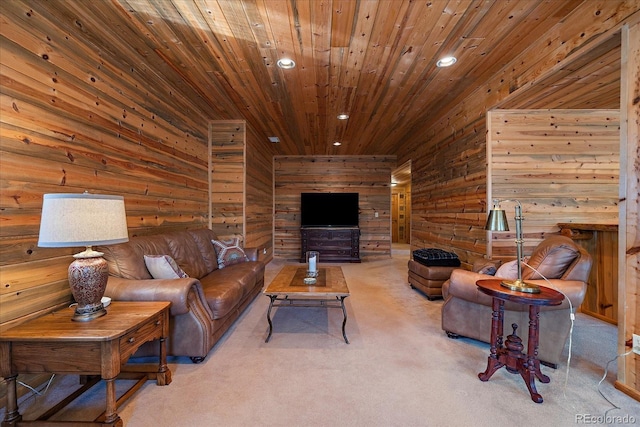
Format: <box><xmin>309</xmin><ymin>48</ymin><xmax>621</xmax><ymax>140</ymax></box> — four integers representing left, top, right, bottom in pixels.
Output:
<box><xmin>476</xmin><ymin>279</ymin><xmax>564</xmax><ymax>403</ymax></box>
<box><xmin>0</xmin><ymin>301</ymin><xmax>172</xmax><ymax>426</ymax></box>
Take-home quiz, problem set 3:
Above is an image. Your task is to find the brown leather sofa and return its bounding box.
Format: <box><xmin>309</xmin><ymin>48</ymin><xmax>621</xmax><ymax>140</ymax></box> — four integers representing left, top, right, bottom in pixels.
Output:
<box><xmin>97</xmin><ymin>228</ymin><xmax>264</xmax><ymax>363</ymax></box>
<box><xmin>441</xmin><ymin>235</ymin><xmax>592</xmax><ymax>367</ymax></box>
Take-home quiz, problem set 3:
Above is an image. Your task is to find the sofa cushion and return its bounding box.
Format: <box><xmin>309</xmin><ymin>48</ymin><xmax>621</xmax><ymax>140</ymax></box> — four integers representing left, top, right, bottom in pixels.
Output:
<box><xmin>522</xmin><ymin>235</ymin><xmax>579</xmax><ymax>280</ymax></box>
<box><xmin>212</xmin><ymin>237</ymin><xmax>249</xmax><ymax>268</ymax></box>
<box><xmin>164</xmin><ymin>231</ymin><xmax>211</xmax><ymax>279</ymax></box>
<box><xmin>144</xmin><ymin>255</ymin><xmax>189</xmax><ymax>279</ymax></box>
<box><xmin>188</xmin><ymin>228</ymin><xmax>220</xmax><ymax>273</ymax></box>
<box><xmin>201</xmin><ymin>279</ymin><xmax>243</xmax><ymax>319</ymax></box>
<box><xmin>99</xmin><ymin>234</ymin><xmax>172</xmax><ymax>280</ymax></box>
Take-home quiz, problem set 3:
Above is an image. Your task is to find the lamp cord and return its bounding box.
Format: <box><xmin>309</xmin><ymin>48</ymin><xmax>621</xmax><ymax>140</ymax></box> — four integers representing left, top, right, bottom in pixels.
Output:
<box><xmin>521</xmin><ymin>261</ymin><xmax>633</xmax><ymax>415</ymax></box>
<box><xmin>18</xmin><ymin>373</ymin><xmax>56</xmax><ymax>401</ymax></box>
<box><xmin>520</xmin><ymin>261</ymin><xmax>574</xmax><ymax>396</ymax></box>
<box><xmin>598</xmin><ymin>349</ymin><xmax>634</xmax><ymax>417</ymax></box>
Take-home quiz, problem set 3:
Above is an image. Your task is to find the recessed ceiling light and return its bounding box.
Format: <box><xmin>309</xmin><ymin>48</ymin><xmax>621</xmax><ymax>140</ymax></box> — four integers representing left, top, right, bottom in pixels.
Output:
<box><xmin>436</xmin><ymin>56</ymin><xmax>457</xmax><ymax>67</ymax></box>
<box><xmin>333</xmin><ymin>141</ymin><xmax>341</xmax><ymax>146</ymax></box>
<box><xmin>268</xmin><ymin>136</ymin><xmax>280</xmax><ymax>143</ymax></box>
<box><xmin>337</xmin><ymin>114</ymin><xmax>349</xmax><ymax>120</ymax></box>
<box><xmin>276</xmin><ymin>58</ymin><xmax>295</xmax><ymax>69</ymax></box>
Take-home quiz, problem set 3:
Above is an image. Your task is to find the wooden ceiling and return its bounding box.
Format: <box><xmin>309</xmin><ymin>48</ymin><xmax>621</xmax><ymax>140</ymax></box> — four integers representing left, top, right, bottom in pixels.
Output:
<box><xmin>29</xmin><ymin>0</ymin><xmax>623</xmax><ymax>157</ymax></box>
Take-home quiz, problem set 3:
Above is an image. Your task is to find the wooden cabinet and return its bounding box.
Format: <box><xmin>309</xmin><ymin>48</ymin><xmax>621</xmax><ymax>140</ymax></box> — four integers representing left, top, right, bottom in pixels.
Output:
<box><xmin>300</xmin><ymin>227</ymin><xmax>361</xmax><ymax>263</ymax></box>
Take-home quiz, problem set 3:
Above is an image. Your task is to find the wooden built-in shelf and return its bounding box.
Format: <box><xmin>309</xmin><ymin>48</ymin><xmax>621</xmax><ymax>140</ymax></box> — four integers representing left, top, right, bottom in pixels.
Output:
<box><xmin>558</xmin><ymin>223</ymin><xmax>618</xmax><ymax>325</ymax></box>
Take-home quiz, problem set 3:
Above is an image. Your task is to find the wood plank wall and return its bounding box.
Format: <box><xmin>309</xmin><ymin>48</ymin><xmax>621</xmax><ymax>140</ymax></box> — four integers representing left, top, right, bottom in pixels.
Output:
<box><xmin>245</xmin><ymin>126</ymin><xmax>276</xmax><ymax>261</ymax></box>
<box><xmin>273</xmin><ymin>156</ymin><xmax>395</xmax><ymax>260</ymax></box>
<box><xmin>0</xmin><ymin>4</ymin><xmax>211</xmax><ymax>332</ymax></box>
<box><xmin>399</xmin><ymin>5</ymin><xmax>634</xmax><ymax>269</ymax></box>
<box><xmin>487</xmin><ymin>109</ymin><xmax>620</xmax><ymax>259</ymax></box>
<box><xmin>209</xmin><ymin>121</ymin><xmax>245</xmax><ymax>239</ymax></box>
<box><xmin>617</xmin><ymin>20</ymin><xmax>640</xmax><ymax>402</ymax></box>
<box><xmin>209</xmin><ymin>121</ymin><xmax>274</xmax><ymax>262</ymax></box>
<box><xmin>410</xmin><ymin>119</ymin><xmax>488</xmax><ymax>267</ymax></box>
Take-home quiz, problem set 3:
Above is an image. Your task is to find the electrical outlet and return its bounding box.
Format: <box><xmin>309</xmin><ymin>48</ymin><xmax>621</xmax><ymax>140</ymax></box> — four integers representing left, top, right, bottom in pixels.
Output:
<box><xmin>374</xmin><ymin>211</ymin><xmax>379</xmax><ymax>218</ymax></box>
<box><xmin>633</xmin><ymin>334</ymin><xmax>640</xmax><ymax>355</ymax></box>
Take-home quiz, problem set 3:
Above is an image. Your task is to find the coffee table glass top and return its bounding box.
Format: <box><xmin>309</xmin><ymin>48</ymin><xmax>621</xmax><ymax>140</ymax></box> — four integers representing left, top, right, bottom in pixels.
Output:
<box><xmin>263</xmin><ymin>265</ymin><xmax>349</xmax><ymax>297</ymax></box>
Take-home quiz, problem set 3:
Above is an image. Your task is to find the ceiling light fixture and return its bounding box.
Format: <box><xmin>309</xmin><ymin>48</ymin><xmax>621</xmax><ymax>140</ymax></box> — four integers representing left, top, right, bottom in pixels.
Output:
<box><xmin>268</xmin><ymin>136</ymin><xmax>280</xmax><ymax>143</ymax></box>
<box><xmin>436</xmin><ymin>56</ymin><xmax>457</xmax><ymax>67</ymax></box>
<box><xmin>337</xmin><ymin>114</ymin><xmax>349</xmax><ymax>120</ymax></box>
<box><xmin>276</xmin><ymin>58</ymin><xmax>295</xmax><ymax>69</ymax></box>
<box><xmin>333</xmin><ymin>141</ymin><xmax>341</xmax><ymax>146</ymax></box>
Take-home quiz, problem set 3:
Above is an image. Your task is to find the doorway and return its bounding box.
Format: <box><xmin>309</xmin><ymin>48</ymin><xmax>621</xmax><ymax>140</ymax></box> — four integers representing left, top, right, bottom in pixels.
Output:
<box><xmin>391</xmin><ymin>161</ymin><xmax>411</xmax><ymax>247</ymax></box>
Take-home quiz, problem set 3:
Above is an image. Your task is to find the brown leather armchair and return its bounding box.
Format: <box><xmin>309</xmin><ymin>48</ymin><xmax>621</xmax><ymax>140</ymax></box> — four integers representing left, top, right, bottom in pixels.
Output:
<box><xmin>441</xmin><ymin>235</ymin><xmax>592</xmax><ymax>367</ymax></box>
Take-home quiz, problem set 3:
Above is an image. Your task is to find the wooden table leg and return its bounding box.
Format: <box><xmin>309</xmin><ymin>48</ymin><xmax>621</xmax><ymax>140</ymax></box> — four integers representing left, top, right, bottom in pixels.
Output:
<box><xmin>157</xmin><ymin>334</ymin><xmax>172</xmax><ymax>386</ymax></box>
<box><xmin>527</xmin><ymin>305</ymin><xmax>550</xmax><ymax>384</ymax></box>
<box><xmin>103</xmin><ymin>377</ymin><xmax>123</xmax><ymax>426</ymax></box>
<box><xmin>479</xmin><ymin>298</ymin><xmax>505</xmax><ymax>381</ymax></box>
<box><xmin>1</xmin><ymin>374</ymin><xmax>22</xmax><ymax>426</ymax></box>
<box><xmin>521</xmin><ymin>305</ymin><xmax>544</xmax><ymax>403</ymax></box>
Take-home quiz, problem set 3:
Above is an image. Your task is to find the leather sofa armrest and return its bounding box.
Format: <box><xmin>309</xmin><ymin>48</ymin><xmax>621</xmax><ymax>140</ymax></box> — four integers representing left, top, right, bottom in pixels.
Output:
<box><xmin>105</xmin><ymin>276</ymin><xmax>213</xmax><ymax>318</ymax></box>
<box><xmin>446</xmin><ymin>268</ymin><xmax>587</xmax><ymax>311</ymax></box>
<box><xmin>244</xmin><ymin>247</ymin><xmax>259</xmax><ymax>262</ymax></box>
<box><xmin>445</xmin><ymin>269</ymin><xmax>497</xmax><ymax>302</ymax></box>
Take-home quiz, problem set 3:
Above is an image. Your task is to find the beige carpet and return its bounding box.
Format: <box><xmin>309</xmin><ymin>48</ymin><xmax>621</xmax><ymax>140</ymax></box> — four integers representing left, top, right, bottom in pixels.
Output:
<box><xmin>7</xmin><ymin>252</ymin><xmax>640</xmax><ymax>426</ymax></box>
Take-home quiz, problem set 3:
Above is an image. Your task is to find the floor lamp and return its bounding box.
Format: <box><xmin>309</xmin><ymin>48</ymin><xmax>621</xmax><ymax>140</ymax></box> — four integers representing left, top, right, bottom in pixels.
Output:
<box><xmin>38</xmin><ymin>192</ymin><xmax>129</xmax><ymax>321</ymax></box>
<box><xmin>485</xmin><ymin>199</ymin><xmax>540</xmax><ymax>294</ymax></box>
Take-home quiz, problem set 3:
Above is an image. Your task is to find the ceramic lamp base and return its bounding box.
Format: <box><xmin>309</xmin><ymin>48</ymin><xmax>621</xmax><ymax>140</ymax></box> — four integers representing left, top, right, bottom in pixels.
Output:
<box><xmin>68</xmin><ymin>251</ymin><xmax>109</xmax><ymax>322</ymax></box>
<box><xmin>73</xmin><ymin>304</ymin><xmax>107</xmax><ymax>322</ymax></box>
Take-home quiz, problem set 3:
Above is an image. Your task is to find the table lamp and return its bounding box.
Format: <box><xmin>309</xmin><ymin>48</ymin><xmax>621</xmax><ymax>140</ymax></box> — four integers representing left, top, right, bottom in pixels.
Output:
<box><xmin>485</xmin><ymin>199</ymin><xmax>540</xmax><ymax>294</ymax></box>
<box><xmin>38</xmin><ymin>192</ymin><xmax>129</xmax><ymax>321</ymax></box>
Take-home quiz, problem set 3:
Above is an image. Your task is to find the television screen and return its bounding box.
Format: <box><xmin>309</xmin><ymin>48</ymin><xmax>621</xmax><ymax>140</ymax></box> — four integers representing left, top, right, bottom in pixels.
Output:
<box><xmin>300</xmin><ymin>193</ymin><xmax>359</xmax><ymax>227</ymax></box>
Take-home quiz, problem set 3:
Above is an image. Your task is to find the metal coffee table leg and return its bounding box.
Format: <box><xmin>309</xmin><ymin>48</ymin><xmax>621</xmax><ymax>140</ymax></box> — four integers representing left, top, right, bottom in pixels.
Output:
<box><xmin>340</xmin><ymin>296</ymin><xmax>349</xmax><ymax>344</ymax></box>
<box><xmin>265</xmin><ymin>295</ymin><xmax>276</xmax><ymax>343</ymax></box>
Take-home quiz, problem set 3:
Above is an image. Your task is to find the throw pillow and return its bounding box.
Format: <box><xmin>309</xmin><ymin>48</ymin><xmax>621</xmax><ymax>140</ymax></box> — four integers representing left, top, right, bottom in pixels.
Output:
<box><xmin>212</xmin><ymin>237</ymin><xmax>248</xmax><ymax>269</ymax></box>
<box><xmin>144</xmin><ymin>255</ymin><xmax>189</xmax><ymax>279</ymax></box>
<box><xmin>522</xmin><ymin>236</ymin><xmax>579</xmax><ymax>280</ymax></box>
<box><xmin>495</xmin><ymin>257</ymin><xmax>529</xmax><ymax>280</ymax></box>
<box><xmin>473</xmin><ymin>260</ymin><xmax>501</xmax><ymax>276</ymax></box>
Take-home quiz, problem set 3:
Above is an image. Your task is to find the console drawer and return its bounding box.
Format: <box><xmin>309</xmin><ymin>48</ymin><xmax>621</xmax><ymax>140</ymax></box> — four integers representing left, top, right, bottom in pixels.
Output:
<box><xmin>119</xmin><ymin>312</ymin><xmax>164</xmax><ymax>363</ymax></box>
<box><xmin>307</xmin><ymin>239</ymin><xmax>353</xmax><ymax>248</ymax></box>
<box><xmin>300</xmin><ymin>227</ymin><xmax>360</xmax><ymax>263</ymax></box>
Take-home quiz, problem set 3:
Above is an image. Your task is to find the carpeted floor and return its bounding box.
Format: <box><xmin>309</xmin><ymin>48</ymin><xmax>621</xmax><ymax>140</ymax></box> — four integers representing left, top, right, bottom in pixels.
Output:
<box><xmin>6</xmin><ymin>251</ymin><xmax>640</xmax><ymax>426</ymax></box>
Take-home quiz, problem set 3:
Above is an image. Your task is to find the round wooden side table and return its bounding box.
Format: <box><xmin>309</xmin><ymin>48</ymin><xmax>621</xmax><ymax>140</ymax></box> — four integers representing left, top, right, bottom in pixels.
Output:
<box><xmin>476</xmin><ymin>279</ymin><xmax>564</xmax><ymax>403</ymax></box>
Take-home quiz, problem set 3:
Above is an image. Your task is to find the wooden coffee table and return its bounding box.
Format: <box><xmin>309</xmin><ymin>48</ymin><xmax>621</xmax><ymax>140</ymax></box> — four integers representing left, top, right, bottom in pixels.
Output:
<box><xmin>0</xmin><ymin>301</ymin><xmax>171</xmax><ymax>426</ymax></box>
<box><xmin>263</xmin><ymin>266</ymin><xmax>350</xmax><ymax>343</ymax></box>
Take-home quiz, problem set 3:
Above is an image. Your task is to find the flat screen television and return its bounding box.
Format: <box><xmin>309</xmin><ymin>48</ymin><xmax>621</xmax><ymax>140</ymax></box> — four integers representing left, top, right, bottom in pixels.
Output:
<box><xmin>300</xmin><ymin>192</ymin><xmax>359</xmax><ymax>228</ymax></box>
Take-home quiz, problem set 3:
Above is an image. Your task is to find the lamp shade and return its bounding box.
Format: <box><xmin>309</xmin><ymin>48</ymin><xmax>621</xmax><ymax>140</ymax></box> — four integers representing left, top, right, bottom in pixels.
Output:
<box><xmin>38</xmin><ymin>193</ymin><xmax>129</xmax><ymax>248</ymax></box>
<box><xmin>485</xmin><ymin>207</ymin><xmax>509</xmax><ymax>232</ymax></box>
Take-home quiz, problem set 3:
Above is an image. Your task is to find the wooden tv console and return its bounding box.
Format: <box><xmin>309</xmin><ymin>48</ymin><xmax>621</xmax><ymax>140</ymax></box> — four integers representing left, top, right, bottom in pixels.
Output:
<box><xmin>300</xmin><ymin>227</ymin><xmax>361</xmax><ymax>263</ymax></box>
